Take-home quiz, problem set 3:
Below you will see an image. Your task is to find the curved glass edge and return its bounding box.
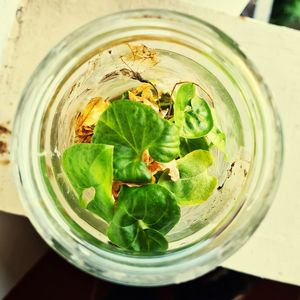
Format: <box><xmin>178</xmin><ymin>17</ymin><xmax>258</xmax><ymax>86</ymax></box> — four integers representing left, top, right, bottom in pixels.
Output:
<box><xmin>11</xmin><ymin>9</ymin><xmax>284</xmax><ymax>286</ymax></box>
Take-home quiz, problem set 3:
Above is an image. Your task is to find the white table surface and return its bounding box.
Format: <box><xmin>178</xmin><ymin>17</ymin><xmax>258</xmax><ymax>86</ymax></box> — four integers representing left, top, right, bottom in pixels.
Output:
<box><xmin>0</xmin><ymin>0</ymin><xmax>300</xmax><ymax>289</ymax></box>
<box><xmin>0</xmin><ymin>1</ymin><xmax>48</xmax><ymax>298</ymax></box>
<box><xmin>0</xmin><ymin>0</ymin><xmax>249</xmax><ymax>297</ymax></box>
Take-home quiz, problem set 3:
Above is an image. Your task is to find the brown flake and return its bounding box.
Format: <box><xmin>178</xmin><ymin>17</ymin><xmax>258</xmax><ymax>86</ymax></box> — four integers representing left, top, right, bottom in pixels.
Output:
<box><xmin>147</xmin><ymin>159</ymin><xmax>179</xmax><ymax>182</ymax></box>
<box><xmin>0</xmin><ymin>141</ymin><xmax>8</xmax><ymax>154</ymax></box>
<box><xmin>0</xmin><ymin>125</ymin><xmax>11</xmax><ymax>135</ymax></box>
<box><xmin>112</xmin><ymin>181</ymin><xmax>122</xmax><ymax>200</ymax></box>
<box><xmin>217</xmin><ymin>183</ymin><xmax>224</xmax><ymax>191</ymax></box>
<box><xmin>100</xmin><ymin>70</ymin><xmax>122</xmax><ymax>82</ymax></box>
<box><xmin>227</xmin><ymin>161</ymin><xmax>236</xmax><ymax>178</ymax></box>
<box><xmin>0</xmin><ymin>159</ymin><xmax>10</xmax><ymax>165</ymax></box>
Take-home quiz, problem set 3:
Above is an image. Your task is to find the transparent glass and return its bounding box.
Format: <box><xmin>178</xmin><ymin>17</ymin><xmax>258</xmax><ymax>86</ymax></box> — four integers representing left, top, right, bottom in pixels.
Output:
<box><xmin>12</xmin><ymin>9</ymin><xmax>283</xmax><ymax>286</ymax></box>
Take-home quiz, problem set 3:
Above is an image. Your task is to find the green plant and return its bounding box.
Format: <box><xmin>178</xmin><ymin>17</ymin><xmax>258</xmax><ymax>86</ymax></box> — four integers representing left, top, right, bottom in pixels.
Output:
<box><xmin>62</xmin><ymin>82</ymin><xmax>225</xmax><ymax>252</ymax></box>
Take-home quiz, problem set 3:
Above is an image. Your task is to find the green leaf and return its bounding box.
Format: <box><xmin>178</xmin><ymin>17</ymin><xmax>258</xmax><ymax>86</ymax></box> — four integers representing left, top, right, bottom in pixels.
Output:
<box><xmin>174</xmin><ymin>83</ymin><xmax>213</xmax><ymax>139</ymax></box>
<box><xmin>113</xmin><ymin>145</ymin><xmax>152</xmax><ymax>183</ymax></box>
<box><xmin>174</xmin><ymin>82</ymin><xmax>195</xmax><ymax>131</ymax></box>
<box><xmin>121</xmin><ymin>91</ymin><xmax>129</xmax><ymax>100</ymax></box>
<box><xmin>108</xmin><ymin>223</ymin><xmax>168</xmax><ymax>252</ymax></box>
<box><xmin>159</xmin><ymin>150</ymin><xmax>217</xmax><ymax>205</ymax></box>
<box><xmin>62</xmin><ymin>143</ymin><xmax>114</xmax><ymax>222</ymax></box>
<box><xmin>182</xmin><ymin>96</ymin><xmax>214</xmax><ymax>138</ymax></box>
<box><xmin>180</xmin><ymin>137</ymin><xmax>209</xmax><ymax>156</ymax></box>
<box><xmin>207</xmin><ymin>127</ymin><xmax>226</xmax><ymax>154</ymax></box>
<box><xmin>206</xmin><ymin>108</ymin><xmax>226</xmax><ymax>156</ymax></box>
<box><xmin>92</xmin><ymin>100</ymin><xmax>180</xmax><ymax>183</ymax></box>
<box><xmin>107</xmin><ymin>184</ymin><xmax>180</xmax><ymax>252</ymax></box>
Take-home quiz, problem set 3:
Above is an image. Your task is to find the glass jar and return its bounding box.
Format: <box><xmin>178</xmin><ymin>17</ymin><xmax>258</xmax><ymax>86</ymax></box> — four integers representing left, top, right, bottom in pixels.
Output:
<box><xmin>12</xmin><ymin>9</ymin><xmax>283</xmax><ymax>286</ymax></box>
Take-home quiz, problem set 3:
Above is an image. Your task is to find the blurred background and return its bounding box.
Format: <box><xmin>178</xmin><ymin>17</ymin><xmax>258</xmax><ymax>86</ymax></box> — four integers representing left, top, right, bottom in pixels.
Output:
<box><xmin>270</xmin><ymin>0</ymin><xmax>300</xmax><ymax>28</ymax></box>
<box><xmin>243</xmin><ymin>0</ymin><xmax>300</xmax><ymax>28</ymax></box>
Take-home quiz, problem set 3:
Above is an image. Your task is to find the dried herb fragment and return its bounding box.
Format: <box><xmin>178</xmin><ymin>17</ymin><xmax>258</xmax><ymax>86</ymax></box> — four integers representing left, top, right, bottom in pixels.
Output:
<box><xmin>75</xmin><ymin>97</ymin><xmax>109</xmax><ymax>143</ymax></box>
<box><xmin>124</xmin><ymin>43</ymin><xmax>158</xmax><ymax>66</ymax></box>
<box><xmin>0</xmin><ymin>125</ymin><xmax>11</xmax><ymax>136</ymax></box>
<box><xmin>0</xmin><ymin>141</ymin><xmax>8</xmax><ymax>155</ymax></box>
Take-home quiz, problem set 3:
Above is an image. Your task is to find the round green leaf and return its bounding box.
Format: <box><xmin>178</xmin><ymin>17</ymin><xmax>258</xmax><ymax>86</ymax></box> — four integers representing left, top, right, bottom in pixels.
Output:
<box><xmin>92</xmin><ymin>100</ymin><xmax>180</xmax><ymax>183</ymax></box>
<box><xmin>159</xmin><ymin>150</ymin><xmax>217</xmax><ymax>205</ymax></box>
<box><xmin>61</xmin><ymin>143</ymin><xmax>114</xmax><ymax>222</ymax></box>
<box><xmin>108</xmin><ymin>223</ymin><xmax>168</xmax><ymax>252</ymax></box>
<box><xmin>180</xmin><ymin>137</ymin><xmax>209</xmax><ymax>157</ymax></box>
<box><xmin>181</xmin><ymin>97</ymin><xmax>214</xmax><ymax>138</ymax></box>
<box><xmin>107</xmin><ymin>184</ymin><xmax>180</xmax><ymax>252</ymax></box>
<box><xmin>174</xmin><ymin>83</ymin><xmax>214</xmax><ymax>139</ymax></box>
<box><xmin>113</xmin><ymin>145</ymin><xmax>152</xmax><ymax>183</ymax></box>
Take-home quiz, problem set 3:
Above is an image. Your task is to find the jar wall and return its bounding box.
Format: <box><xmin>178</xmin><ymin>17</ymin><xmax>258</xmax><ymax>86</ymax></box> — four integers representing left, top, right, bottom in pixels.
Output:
<box><xmin>12</xmin><ymin>10</ymin><xmax>283</xmax><ymax>286</ymax></box>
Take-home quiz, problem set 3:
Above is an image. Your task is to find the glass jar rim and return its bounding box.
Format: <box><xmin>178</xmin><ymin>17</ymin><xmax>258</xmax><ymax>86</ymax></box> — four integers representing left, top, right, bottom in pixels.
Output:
<box><xmin>11</xmin><ymin>9</ymin><xmax>284</xmax><ymax>286</ymax></box>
